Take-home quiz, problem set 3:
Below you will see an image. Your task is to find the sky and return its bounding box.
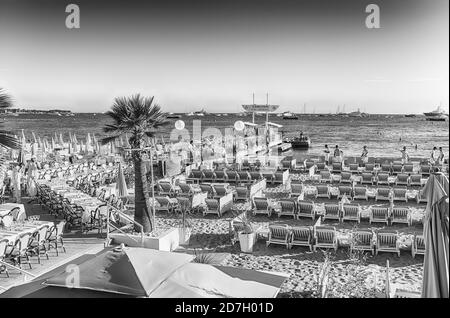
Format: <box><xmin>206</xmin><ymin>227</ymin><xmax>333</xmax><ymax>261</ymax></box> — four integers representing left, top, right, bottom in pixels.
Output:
<box><xmin>0</xmin><ymin>0</ymin><xmax>448</xmax><ymax>114</ymax></box>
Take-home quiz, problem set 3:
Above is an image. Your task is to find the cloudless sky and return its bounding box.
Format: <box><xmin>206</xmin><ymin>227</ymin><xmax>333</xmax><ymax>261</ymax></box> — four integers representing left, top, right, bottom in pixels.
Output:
<box><xmin>0</xmin><ymin>0</ymin><xmax>448</xmax><ymax>113</ymax></box>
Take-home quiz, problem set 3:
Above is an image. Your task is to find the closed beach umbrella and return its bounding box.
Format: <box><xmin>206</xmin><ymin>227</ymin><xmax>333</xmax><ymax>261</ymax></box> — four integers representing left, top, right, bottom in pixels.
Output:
<box><xmin>68</xmin><ymin>142</ymin><xmax>72</xmax><ymax>154</ymax></box>
<box><xmin>17</xmin><ymin>148</ymin><xmax>25</xmax><ymax>165</ymax></box>
<box><xmin>31</xmin><ymin>131</ymin><xmax>37</xmax><ymax>143</ymax></box>
<box><xmin>59</xmin><ymin>133</ymin><xmax>64</xmax><ymax>147</ymax></box>
<box><xmin>116</xmin><ymin>162</ymin><xmax>128</xmax><ymax>198</ymax></box>
<box><xmin>21</xmin><ymin>130</ymin><xmax>26</xmax><ymax>146</ymax></box>
<box><xmin>51</xmin><ymin>137</ymin><xmax>56</xmax><ymax>151</ymax></box>
<box><xmin>69</xmin><ymin>131</ymin><xmax>73</xmax><ymax>143</ymax></box>
<box><xmin>73</xmin><ymin>134</ymin><xmax>78</xmax><ymax>144</ymax></box>
<box><xmin>421</xmin><ymin>173</ymin><xmax>449</xmax><ymax>298</ymax></box>
<box><xmin>86</xmin><ymin>133</ymin><xmax>91</xmax><ymax>146</ymax></box>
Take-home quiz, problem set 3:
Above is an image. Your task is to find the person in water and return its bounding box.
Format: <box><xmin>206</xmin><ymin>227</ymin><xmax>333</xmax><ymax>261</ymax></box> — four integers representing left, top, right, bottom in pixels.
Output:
<box><xmin>438</xmin><ymin>147</ymin><xmax>445</xmax><ymax>165</ymax></box>
<box><xmin>401</xmin><ymin>146</ymin><xmax>409</xmax><ymax>164</ymax></box>
<box><xmin>361</xmin><ymin>146</ymin><xmax>369</xmax><ymax>164</ymax></box>
<box><xmin>430</xmin><ymin>147</ymin><xmax>439</xmax><ymax>164</ymax></box>
<box><xmin>324</xmin><ymin>145</ymin><xmax>330</xmax><ymax>165</ymax></box>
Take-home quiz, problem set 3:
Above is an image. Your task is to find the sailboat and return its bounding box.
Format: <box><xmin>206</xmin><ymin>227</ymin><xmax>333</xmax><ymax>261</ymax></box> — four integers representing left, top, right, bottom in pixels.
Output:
<box><xmin>424</xmin><ymin>104</ymin><xmax>448</xmax><ymax>121</ymax></box>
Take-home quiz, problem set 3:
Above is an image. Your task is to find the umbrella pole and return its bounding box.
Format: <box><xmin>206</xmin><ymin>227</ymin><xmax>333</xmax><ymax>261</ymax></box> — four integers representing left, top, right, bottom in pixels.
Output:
<box><xmin>106</xmin><ymin>202</ymin><xmax>110</xmax><ymax>247</ymax></box>
<box><xmin>149</xmin><ymin>147</ymin><xmax>156</xmax><ymax>231</ymax></box>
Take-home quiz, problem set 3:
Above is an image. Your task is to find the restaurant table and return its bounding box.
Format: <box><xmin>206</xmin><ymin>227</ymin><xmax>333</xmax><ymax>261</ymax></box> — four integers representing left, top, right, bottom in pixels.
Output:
<box><xmin>0</xmin><ymin>203</ymin><xmax>26</xmax><ymax>220</ymax></box>
<box><xmin>0</xmin><ymin>220</ymin><xmax>53</xmax><ymax>244</ymax></box>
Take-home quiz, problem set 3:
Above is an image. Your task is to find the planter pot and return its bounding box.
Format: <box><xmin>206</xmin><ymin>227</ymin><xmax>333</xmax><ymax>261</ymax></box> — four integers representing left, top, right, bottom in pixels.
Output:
<box><xmin>178</xmin><ymin>227</ymin><xmax>192</xmax><ymax>246</ymax></box>
<box><xmin>238</xmin><ymin>232</ymin><xmax>256</xmax><ymax>253</ymax></box>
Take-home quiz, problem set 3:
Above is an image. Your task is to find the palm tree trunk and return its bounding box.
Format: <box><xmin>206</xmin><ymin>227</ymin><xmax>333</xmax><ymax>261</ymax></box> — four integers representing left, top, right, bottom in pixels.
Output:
<box><xmin>134</xmin><ymin>156</ymin><xmax>153</xmax><ymax>233</ymax></box>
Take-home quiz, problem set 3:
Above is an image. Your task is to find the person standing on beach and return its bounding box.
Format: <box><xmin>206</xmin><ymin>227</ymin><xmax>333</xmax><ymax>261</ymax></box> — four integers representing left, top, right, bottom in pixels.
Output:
<box><xmin>430</xmin><ymin>147</ymin><xmax>439</xmax><ymax>164</ymax></box>
<box><xmin>324</xmin><ymin>145</ymin><xmax>330</xmax><ymax>165</ymax></box>
<box><xmin>361</xmin><ymin>146</ymin><xmax>369</xmax><ymax>164</ymax></box>
<box><xmin>333</xmin><ymin>145</ymin><xmax>340</xmax><ymax>162</ymax></box>
<box><xmin>25</xmin><ymin>156</ymin><xmax>39</xmax><ymax>197</ymax></box>
<box><xmin>438</xmin><ymin>147</ymin><xmax>445</xmax><ymax>165</ymax></box>
<box><xmin>401</xmin><ymin>146</ymin><xmax>409</xmax><ymax>164</ymax></box>
<box><xmin>11</xmin><ymin>164</ymin><xmax>23</xmax><ymax>203</ymax></box>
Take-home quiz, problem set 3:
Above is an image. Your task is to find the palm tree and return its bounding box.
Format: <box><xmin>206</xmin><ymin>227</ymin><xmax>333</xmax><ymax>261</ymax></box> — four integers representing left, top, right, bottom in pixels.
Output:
<box><xmin>102</xmin><ymin>94</ymin><xmax>169</xmax><ymax>233</ymax></box>
<box><xmin>0</xmin><ymin>88</ymin><xmax>20</xmax><ymax>149</ymax></box>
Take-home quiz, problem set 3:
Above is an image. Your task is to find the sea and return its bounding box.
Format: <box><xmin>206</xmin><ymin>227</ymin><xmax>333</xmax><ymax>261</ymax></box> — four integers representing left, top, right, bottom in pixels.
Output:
<box><xmin>2</xmin><ymin>113</ymin><xmax>449</xmax><ymax>162</ymax></box>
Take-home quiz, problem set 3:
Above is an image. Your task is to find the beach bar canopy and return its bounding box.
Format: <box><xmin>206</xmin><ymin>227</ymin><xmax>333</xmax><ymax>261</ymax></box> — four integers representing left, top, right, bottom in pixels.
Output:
<box><xmin>1</xmin><ymin>247</ymin><xmax>287</xmax><ymax>298</ymax></box>
<box><xmin>421</xmin><ymin>173</ymin><xmax>449</xmax><ymax>298</ymax></box>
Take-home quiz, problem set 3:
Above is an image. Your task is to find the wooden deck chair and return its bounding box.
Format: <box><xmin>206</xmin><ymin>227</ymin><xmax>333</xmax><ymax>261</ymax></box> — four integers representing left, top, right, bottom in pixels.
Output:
<box><xmin>305</xmin><ymin>160</ymin><xmax>315</xmax><ymax>171</ymax></box>
<box><xmin>202</xmin><ymin>170</ymin><xmax>216</xmax><ymax>183</ymax></box>
<box><xmin>411</xmin><ymin>234</ymin><xmax>425</xmax><ymax>258</ymax></box>
<box><xmin>320</xmin><ymin>170</ymin><xmax>332</xmax><ymax>183</ymax></box>
<box><xmin>273</xmin><ymin>171</ymin><xmax>286</xmax><ymax>185</ymax></box>
<box><xmin>252</xmin><ymin>197</ymin><xmax>271</xmax><ymax>217</ymax></box>
<box><xmin>332</xmin><ymin>162</ymin><xmax>342</xmax><ymax>174</ymax></box>
<box><xmin>353</xmin><ymin>186</ymin><xmax>368</xmax><ymax>201</ymax></box>
<box><xmin>340</xmin><ymin>172</ymin><xmax>352</xmax><ymax>184</ymax></box>
<box><xmin>297</xmin><ymin>200</ymin><xmax>316</xmax><ymax>220</ymax></box>
<box><xmin>234</xmin><ymin>186</ymin><xmax>249</xmax><ymax>202</ymax></box>
<box><xmin>350</xmin><ymin>229</ymin><xmax>375</xmax><ymax>255</ymax></box>
<box><xmin>261</xmin><ymin>172</ymin><xmax>274</xmax><ymax>184</ymax></box>
<box><xmin>214</xmin><ymin>170</ymin><xmax>227</xmax><ymax>183</ymax></box>
<box><xmin>199</xmin><ymin>184</ymin><xmax>215</xmax><ymax>198</ymax></box>
<box><xmin>376</xmin><ymin>230</ymin><xmax>400</xmax><ymax>257</ymax></box>
<box><xmin>391</xmin><ymin>207</ymin><xmax>411</xmax><ymax>226</ymax></box>
<box><xmin>392</xmin><ymin>165</ymin><xmax>403</xmax><ymax>175</ymax></box>
<box><xmin>361</xmin><ymin>172</ymin><xmax>374</xmax><ymax>185</ymax></box>
<box><xmin>277</xmin><ymin>200</ymin><xmax>297</xmax><ymax>219</ymax></box>
<box><xmin>381</xmin><ymin>164</ymin><xmax>392</xmax><ymax>175</ymax></box>
<box><xmin>349</xmin><ymin>163</ymin><xmax>359</xmax><ymax>174</ymax></box>
<box><xmin>158</xmin><ymin>182</ymin><xmax>176</xmax><ymax>196</ymax></box>
<box><xmin>178</xmin><ymin>183</ymin><xmax>194</xmax><ymax>197</ymax></box>
<box><xmin>186</xmin><ymin>170</ymin><xmax>202</xmax><ymax>184</ymax></box>
<box><xmin>266</xmin><ymin>224</ymin><xmax>291</xmax><ymax>249</ymax></box>
<box><xmin>225</xmin><ymin>170</ymin><xmax>239</xmax><ymax>184</ymax></box>
<box><xmin>213</xmin><ymin>185</ymin><xmax>228</xmax><ymax>199</ymax></box>
<box><xmin>376</xmin><ymin>173</ymin><xmax>390</xmax><ymax>186</ymax></box>
<box><xmin>314</xmin><ymin>226</ymin><xmax>338</xmax><ymax>251</ymax></box>
<box><xmin>250</xmin><ymin>171</ymin><xmax>263</xmax><ymax>181</ymax></box>
<box><xmin>290</xmin><ymin>226</ymin><xmax>313</xmax><ymax>251</ymax></box>
<box><xmin>203</xmin><ymin>199</ymin><xmax>221</xmax><ymax>217</ymax></box>
<box><xmin>316</xmin><ymin>162</ymin><xmax>326</xmax><ymax>172</ymax></box>
<box><xmin>364</xmin><ymin>163</ymin><xmax>375</xmax><ymax>173</ymax></box>
<box><xmin>416</xmin><ymin>188</ymin><xmax>428</xmax><ymax>204</ymax></box>
<box><xmin>323</xmin><ymin>204</ymin><xmax>341</xmax><ymax>222</ymax></box>
<box><xmin>393</xmin><ymin>187</ymin><xmax>408</xmax><ymax>202</ymax></box>
<box><xmin>290</xmin><ymin>182</ymin><xmax>303</xmax><ymax>198</ymax></box>
<box><xmin>316</xmin><ymin>185</ymin><xmax>331</xmax><ymax>199</ymax></box>
<box><xmin>409</xmin><ymin>174</ymin><xmax>422</xmax><ymax>187</ymax></box>
<box><xmin>237</xmin><ymin>171</ymin><xmax>251</xmax><ymax>185</ymax></box>
<box><xmin>342</xmin><ymin>204</ymin><xmax>361</xmax><ymax>223</ymax></box>
<box><xmin>338</xmin><ymin>185</ymin><xmax>353</xmax><ymax>199</ymax></box>
<box><xmin>370</xmin><ymin>207</ymin><xmax>389</xmax><ymax>225</ymax></box>
<box><xmin>420</xmin><ymin>164</ymin><xmax>431</xmax><ymax>177</ymax></box>
<box><xmin>375</xmin><ymin>187</ymin><xmax>391</xmax><ymax>202</ymax></box>
<box><xmin>395</xmin><ymin>174</ymin><xmax>410</xmax><ymax>186</ymax></box>
<box><xmin>155</xmin><ymin>197</ymin><xmax>177</xmax><ymax>214</ymax></box>
<box><xmin>403</xmin><ymin>164</ymin><xmax>414</xmax><ymax>174</ymax></box>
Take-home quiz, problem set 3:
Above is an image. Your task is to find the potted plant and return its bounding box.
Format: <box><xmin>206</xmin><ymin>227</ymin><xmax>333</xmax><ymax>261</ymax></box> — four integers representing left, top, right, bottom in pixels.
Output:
<box><xmin>236</xmin><ymin>212</ymin><xmax>256</xmax><ymax>253</ymax></box>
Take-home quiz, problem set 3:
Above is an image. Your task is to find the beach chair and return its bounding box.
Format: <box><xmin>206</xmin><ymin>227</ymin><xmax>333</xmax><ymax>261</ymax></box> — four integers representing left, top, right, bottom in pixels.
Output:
<box><xmin>392</xmin><ymin>165</ymin><xmax>403</xmax><ymax>175</ymax></box>
<box><xmin>241</xmin><ymin>160</ymin><xmax>251</xmax><ymax>171</ymax></box>
<box><xmin>376</xmin><ymin>230</ymin><xmax>400</xmax><ymax>257</ymax></box>
<box><xmin>376</xmin><ymin>173</ymin><xmax>390</xmax><ymax>186</ymax></box>
<box><xmin>361</xmin><ymin>172</ymin><xmax>374</xmax><ymax>185</ymax></box>
<box><xmin>199</xmin><ymin>184</ymin><xmax>215</xmax><ymax>198</ymax></box>
<box><xmin>323</xmin><ymin>204</ymin><xmax>341</xmax><ymax>222</ymax></box>
<box><xmin>290</xmin><ymin>226</ymin><xmax>313</xmax><ymax>251</ymax></box>
<box><xmin>364</xmin><ymin>163</ymin><xmax>375</xmax><ymax>173</ymax></box>
<box><xmin>155</xmin><ymin>197</ymin><xmax>177</xmax><ymax>214</ymax></box>
<box><xmin>202</xmin><ymin>170</ymin><xmax>216</xmax><ymax>183</ymax></box>
<box><xmin>237</xmin><ymin>171</ymin><xmax>251</xmax><ymax>185</ymax></box>
<box><xmin>381</xmin><ymin>164</ymin><xmax>392</xmax><ymax>175</ymax></box>
<box><xmin>338</xmin><ymin>185</ymin><xmax>353</xmax><ymax>199</ymax></box>
<box><xmin>174</xmin><ymin>197</ymin><xmax>192</xmax><ymax>215</ymax></box>
<box><xmin>331</xmin><ymin>162</ymin><xmax>342</xmax><ymax>174</ymax></box>
<box><xmin>411</xmin><ymin>234</ymin><xmax>425</xmax><ymax>258</ymax></box>
<box><xmin>213</xmin><ymin>185</ymin><xmax>228</xmax><ymax>199</ymax></box>
<box><xmin>353</xmin><ymin>186</ymin><xmax>368</xmax><ymax>201</ymax></box>
<box><xmin>409</xmin><ymin>174</ymin><xmax>422</xmax><ymax>187</ymax></box>
<box><xmin>178</xmin><ymin>183</ymin><xmax>194</xmax><ymax>197</ymax></box>
<box><xmin>316</xmin><ymin>162</ymin><xmax>327</xmax><ymax>172</ymax></box>
<box><xmin>290</xmin><ymin>182</ymin><xmax>303</xmax><ymax>198</ymax></box>
<box><xmin>391</xmin><ymin>207</ymin><xmax>411</xmax><ymax>226</ymax></box>
<box><xmin>281</xmin><ymin>160</ymin><xmax>292</xmax><ymax>170</ymax></box>
<box><xmin>320</xmin><ymin>170</ymin><xmax>332</xmax><ymax>183</ymax></box>
<box><xmin>249</xmin><ymin>171</ymin><xmax>263</xmax><ymax>181</ymax></box>
<box><xmin>252</xmin><ymin>197</ymin><xmax>271</xmax><ymax>217</ymax></box>
<box><xmin>395</xmin><ymin>174</ymin><xmax>410</xmax><ymax>186</ymax></box>
<box><xmin>313</xmin><ymin>226</ymin><xmax>338</xmax><ymax>252</ymax></box>
<box><xmin>277</xmin><ymin>200</ymin><xmax>297</xmax><ymax>219</ymax></box>
<box><xmin>214</xmin><ymin>170</ymin><xmax>227</xmax><ymax>183</ymax></box>
<box><xmin>266</xmin><ymin>224</ymin><xmax>291</xmax><ymax>249</ymax></box>
<box><xmin>305</xmin><ymin>160</ymin><xmax>315</xmax><ymax>171</ymax></box>
<box><xmin>273</xmin><ymin>171</ymin><xmax>286</xmax><ymax>185</ymax></box>
<box><xmin>234</xmin><ymin>186</ymin><xmax>249</xmax><ymax>202</ymax></box>
<box><xmin>350</xmin><ymin>229</ymin><xmax>375</xmax><ymax>255</ymax></box>
<box><xmin>340</xmin><ymin>172</ymin><xmax>352</xmax><ymax>184</ymax></box>
<box><xmin>315</xmin><ymin>185</ymin><xmax>330</xmax><ymax>199</ymax></box>
<box><xmin>158</xmin><ymin>182</ymin><xmax>176</xmax><ymax>197</ymax></box>
<box><xmin>297</xmin><ymin>200</ymin><xmax>316</xmax><ymax>220</ymax></box>
<box><xmin>370</xmin><ymin>207</ymin><xmax>389</xmax><ymax>225</ymax></box>
<box><xmin>403</xmin><ymin>164</ymin><xmax>414</xmax><ymax>174</ymax></box>
<box><xmin>225</xmin><ymin>170</ymin><xmax>239</xmax><ymax>184</ymax></box>
<box><xmin>349</xmin><ymin>163</ymin><xmax>360</xmax><ymax>174</ymax></box>
<box><xmin>416</xmin><ymin>188</ymin><xmax>428</xmax><ymax>204</ymax></box>
<box><xmin>203</xmin><ymin>199</ymin><xmax>222</xmax><ymax>217</ymax></box>
<box><xmin>375</xmin><ymin>187</ymin><xmax>391</xmax><ymax>201</ymax></box>
<box><xmin>186</xmin><ymin>170</ymin><xmax>202</xmax><ymax>184</ymax></box>
<box><xmin>393</xmin><ymin>187</ymin><xmax>408</xmax><ymax>202</ymax></box>
<box><xmin>342</xmin><ymin>204</ymin><xmax>361</xmax><ymax>223</ymax></box>
<box><xmin>261</xmin><ymin>172</ymin><xmax>274</xmax><ymax>184</ymax></box>
<box><xmin>420</xmin><ymin>164</ymin><xmax>432</xmax><ymax>177</ymax></box>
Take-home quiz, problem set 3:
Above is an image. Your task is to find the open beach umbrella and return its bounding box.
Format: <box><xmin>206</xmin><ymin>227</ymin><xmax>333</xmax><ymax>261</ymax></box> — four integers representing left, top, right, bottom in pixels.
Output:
<box><xmin>421</xmin><ymin>173</ymin><xmax>449</xmax><ymax>298</ymax></box>
<box><xmin>116</xmin><ymin>162</ymin><xmax>128</xmax><ymax>198</ymax></box>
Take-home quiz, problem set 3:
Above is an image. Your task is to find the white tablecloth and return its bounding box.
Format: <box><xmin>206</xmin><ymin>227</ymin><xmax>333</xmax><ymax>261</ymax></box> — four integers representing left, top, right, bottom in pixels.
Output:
<box><xmin>0</xmin><ymin>203</ymin><xmax>26</xmax><ymax>220</ymax></box>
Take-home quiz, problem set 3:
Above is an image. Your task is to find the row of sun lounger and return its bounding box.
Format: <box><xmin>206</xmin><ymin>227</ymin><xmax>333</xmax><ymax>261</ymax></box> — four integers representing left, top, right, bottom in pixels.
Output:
<box><xmin>186</xmin><ymin>169</ymin><xmax>286</xmax><ymax>185</ymax></box>
<box><xmin>265</xmin><ymin>225</ymin><xmax>425</xmax><ymax>257</ymax></box>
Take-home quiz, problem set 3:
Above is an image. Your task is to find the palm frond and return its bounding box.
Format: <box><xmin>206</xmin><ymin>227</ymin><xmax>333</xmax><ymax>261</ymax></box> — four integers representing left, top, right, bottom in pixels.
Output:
<box><xmin>100</xmin><ymin>135</ymin><xmax>121</xmax><ymax>145</ymax></box>
<box><xmin>0</xmin><ymin>88</ymin><xmax>13</xmax><ymax>109</ymax></box>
